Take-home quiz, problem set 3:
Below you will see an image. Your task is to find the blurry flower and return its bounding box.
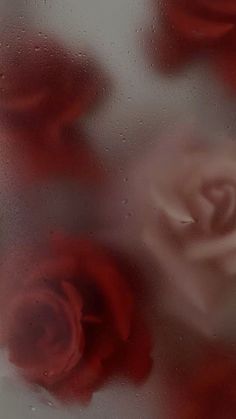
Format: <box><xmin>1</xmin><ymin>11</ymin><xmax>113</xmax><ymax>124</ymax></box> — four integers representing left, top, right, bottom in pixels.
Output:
<box><xmin>149</xmin><ymin>0</ymin><xmax>236</xmax><ymax>91</ymax></box>
<box><xmin>177</xmin><ymin>348</ymin><xmax>236</xmax><ymax>418</ymax></box>
<box><xmin>0</xmin><ymin>29</ymin><xmax>107</xmax><ymax>140</ymax></box>
<box><xmin>0</xmin><ymin>235</ymin><xmax>152</xmax><ymax>402</ymax></box>
<box><xmin>137</xmin><ymin>132</ymin><xmax>236</xmax><ymax>334</ymax></box>
<box><xmin>0</xmin><ymin>29</ymin><xmax>108</xmax><ymax>185</ymax></box>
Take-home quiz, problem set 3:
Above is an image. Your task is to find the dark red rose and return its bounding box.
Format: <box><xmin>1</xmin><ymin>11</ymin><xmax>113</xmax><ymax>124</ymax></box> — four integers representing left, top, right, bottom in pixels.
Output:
<box><xmin>149</xmin><ymin>0</ymin><xmax>236</xmax><ymax>90</ymax></box>
<box><xmin>177</xmin><ymin>349</ymin><xmax>236</xmax><ymax>418</ymax></box>
<box><xmin>0</xmin><ymin>29</ymin><xmax>107</xmax><ymax>141</ymax></box>
<box><xmin>0</xmin><ymin>236</ymin><xmax>152</xmax><ymax>402</ymax></box>
<box><xmin>0</xmin><ymin>30</ymin><xmax>107</xmax><ymax>184</ymax></box>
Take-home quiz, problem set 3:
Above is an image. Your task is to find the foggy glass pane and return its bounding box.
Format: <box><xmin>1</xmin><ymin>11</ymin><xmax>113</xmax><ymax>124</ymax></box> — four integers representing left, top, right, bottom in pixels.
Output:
<box><xmin>0</xmin><ymin>1</ymin><xmax>235</xmax><ymax>418</ymax></box>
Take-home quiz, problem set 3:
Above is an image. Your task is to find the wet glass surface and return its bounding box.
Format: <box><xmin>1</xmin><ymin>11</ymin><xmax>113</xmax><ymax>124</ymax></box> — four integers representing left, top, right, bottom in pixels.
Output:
<box><xmin>0</xmin><ymin>1</ymin><xmax>236</xmax><ymax>418</ymax></box>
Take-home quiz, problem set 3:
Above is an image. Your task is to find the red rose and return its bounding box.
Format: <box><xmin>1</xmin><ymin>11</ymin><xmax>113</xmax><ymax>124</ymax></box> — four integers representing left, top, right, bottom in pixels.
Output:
<box><xmin>0</xmin><ymin>29</ymin><xmax>107</xmax><ymax>184</ymax></box>
<box><xmin>0</xmin><ymin>29</ymin><xmax>106</xmax><ymax>139</ymax></box>
<box><xmin>0</xmin><ymin>236</ymin><xmax>152</xmax><ymax>402</ymax></box>
<box><xmin>149</xmin><ymin>0</ymin><xmax>236</xmax><ymax>91</ymax></box>
<box><xmin>177</xmin><ymin>349</ymin><xmax>236</xmax><ymax>418</ymax></box>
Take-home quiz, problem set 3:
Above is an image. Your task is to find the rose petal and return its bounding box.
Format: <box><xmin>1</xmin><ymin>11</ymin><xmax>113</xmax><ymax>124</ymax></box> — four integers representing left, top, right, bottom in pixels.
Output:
<box><xmin>51</xmin><ymin>237</ymin><xmax>134</xmax><ymax>342</ymax></box>
<box><xmin>196</xmin><ymin>0</ymin><xmax>236</xmax><ymax>18</ymax></box>
<box><xmin>6</xmin><ymin>287</ymin><xmax>83</xmax><ymax>386</ymax></box>
<box><xmin>187</xmin><ymin>230</ymin><xmax>236</xmax><ymax>260</ymax></box>
<box><xmin>144</xmin><ymin>225</ymin><xmax>221</xmax><ymax>313</ymax></box>
<box><xmin>151</xmin><ymin>187</ymin><xmax>194</xmax><ymax>224</ymax></box>
<box><xmin>81</xmin><ymin>246</ymin><xmax>134</xmax><ymax>341</ymax></box>
<box><xmin>150</xmin><ymin>25</ymin><xmax>195</xmax><ymax>72</ymax></box>
<box><xmin>167</xmin><ymin>2</ymin><xmax>234</xmax><ymax>42</ymax></box>
<box><xmin>52</xmin><ymin>331</ymin><xmax>115</xmax><ymax>402</ymax></box>
<box><xmin>122</xmin><ymin>317</ymin><xmax>152</xmax><ymax>382</ymax></box>
<box><xmin>152</xmin><ymin>0</ymin><xmax>236</xmax><ymax>79</ymax></box>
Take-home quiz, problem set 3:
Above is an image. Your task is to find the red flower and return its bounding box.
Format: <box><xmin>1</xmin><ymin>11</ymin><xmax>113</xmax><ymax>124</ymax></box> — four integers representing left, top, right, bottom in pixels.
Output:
<box><xmin>0</xmin><ymin>236</ymin><xmax>152</xmax><ymax>402</ymax></box>
<box><xmin>149</xmin><ymin>0</ymin><xmax>236</xmax><ymax>91</ymax></box>
<box><xmin>178</xmin><ymin>349</ymin><xmax>236</xmax><ymax>418</ymax></box>
<box><xmin>0</xmin><ymin>29</ymin><xmax>106</xmax><ymax>138</ymax></box>
<box><xmin>0</xmin><ymin>30</ymin><xmax>108</xmax><ymax>184</ymax></box>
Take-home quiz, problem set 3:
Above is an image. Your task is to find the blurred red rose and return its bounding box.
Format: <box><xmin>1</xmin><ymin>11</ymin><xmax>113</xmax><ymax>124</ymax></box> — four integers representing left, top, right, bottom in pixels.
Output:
<box><xmin>0</xmin><ymin>236</ymin><xmax>152</xmax><ymax>402</ymax></box>
<box><xmin>149</xmin><ymin>0</ymin><xmax>236</xmax><ymax>91</ymax></box>
<box><xmin>0</xmin><ymin>29</ymin><xmax>107</xmax><ymax>141</ymax></box>
<box><xmin>0</xmin><ymin>29</ymin><xmax>107</xmax><ymax>184</ymax></box>
<box><xmin>178</xmin><ymin>349</ymin><xmax>236</xmax><ymax>419</ymax></box>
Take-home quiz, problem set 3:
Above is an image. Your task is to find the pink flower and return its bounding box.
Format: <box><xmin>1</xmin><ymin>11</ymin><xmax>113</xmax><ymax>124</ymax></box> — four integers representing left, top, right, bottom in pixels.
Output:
<box><xmin>137</xmin><ymin>132</ymin><xmax>236</xmax><ymax>335</ymax></box>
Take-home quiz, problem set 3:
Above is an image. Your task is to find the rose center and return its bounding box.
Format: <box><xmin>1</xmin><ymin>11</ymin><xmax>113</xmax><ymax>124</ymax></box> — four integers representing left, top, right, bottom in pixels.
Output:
<box><xmin>202</xmin><ymin>181</ymin><xmax>236</xmax><ymax>234</ymax></box>
<box><xmin>8</xmin><ymin>300</ymin><xmax>72</xmax><ymax>368</ymax></box>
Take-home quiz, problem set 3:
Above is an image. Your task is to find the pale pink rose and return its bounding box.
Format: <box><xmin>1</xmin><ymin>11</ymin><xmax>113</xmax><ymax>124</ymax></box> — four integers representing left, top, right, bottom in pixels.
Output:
<box><xmin>137</xmin><ymin>132</ymin><xmax>236</xmax><ymax>336</ymax></box>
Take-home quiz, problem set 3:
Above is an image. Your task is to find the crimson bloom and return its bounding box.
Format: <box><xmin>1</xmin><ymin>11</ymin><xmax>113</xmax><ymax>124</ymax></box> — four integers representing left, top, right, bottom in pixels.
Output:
<box><xmin>149</xmin><ymin>0</ymin><xmax>236</xmax><ymax>91</ymax></box>
<box><xmin>0</xmin><ymin>236</ymin><xmax>152</xmax><ymax>402</ymax></box>
<box><xmin>0</xmin><ymin>29</ymin><xmax>106</xmax><ymax>138</ymax></box>
<box><xmin>0</xmin><ymin>29</ymin><xmax>107</xmax><ymax>184</ymax></box>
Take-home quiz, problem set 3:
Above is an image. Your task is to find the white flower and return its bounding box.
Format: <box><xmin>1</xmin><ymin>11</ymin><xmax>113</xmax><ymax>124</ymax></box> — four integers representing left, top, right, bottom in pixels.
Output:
<box><xmin>137</xmin><ymin>132</ymin><xmax>236</xmax><ymax>336</ymax></box>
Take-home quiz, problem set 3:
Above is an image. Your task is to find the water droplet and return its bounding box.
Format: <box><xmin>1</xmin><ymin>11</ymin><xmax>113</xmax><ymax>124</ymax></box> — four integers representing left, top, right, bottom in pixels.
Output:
<box><xmin>46</xmin><ymin>400</ymin><xmax>54</xmax><ymax>408</ymax></box>
<box><xmin>35</xmin><ymin>46</ymin><xmax>40</xmax><ymax>52</ymax></box>
<box><xmin>29</xmin><ymin>406</ymin><xmax>36</xmax><ymax>412</ymax></box>
<box><xmin>0</xmin><ymin>74</ymin><xmax>5</xmax><ymax>80</ymax></box>
<box><xmin>123</xmin><ymin>177</ymin><xmax>128</xmax><ymax>183</ymax></box>
<box><xmin>122</xmin><ymin>199</ymin><xmax>128</xmax><ymax>205</ymax></box>
<box><xmin>43</xmin><ymin>370</ymin><xmax>48</xmax><ymax>377</ymax></box>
